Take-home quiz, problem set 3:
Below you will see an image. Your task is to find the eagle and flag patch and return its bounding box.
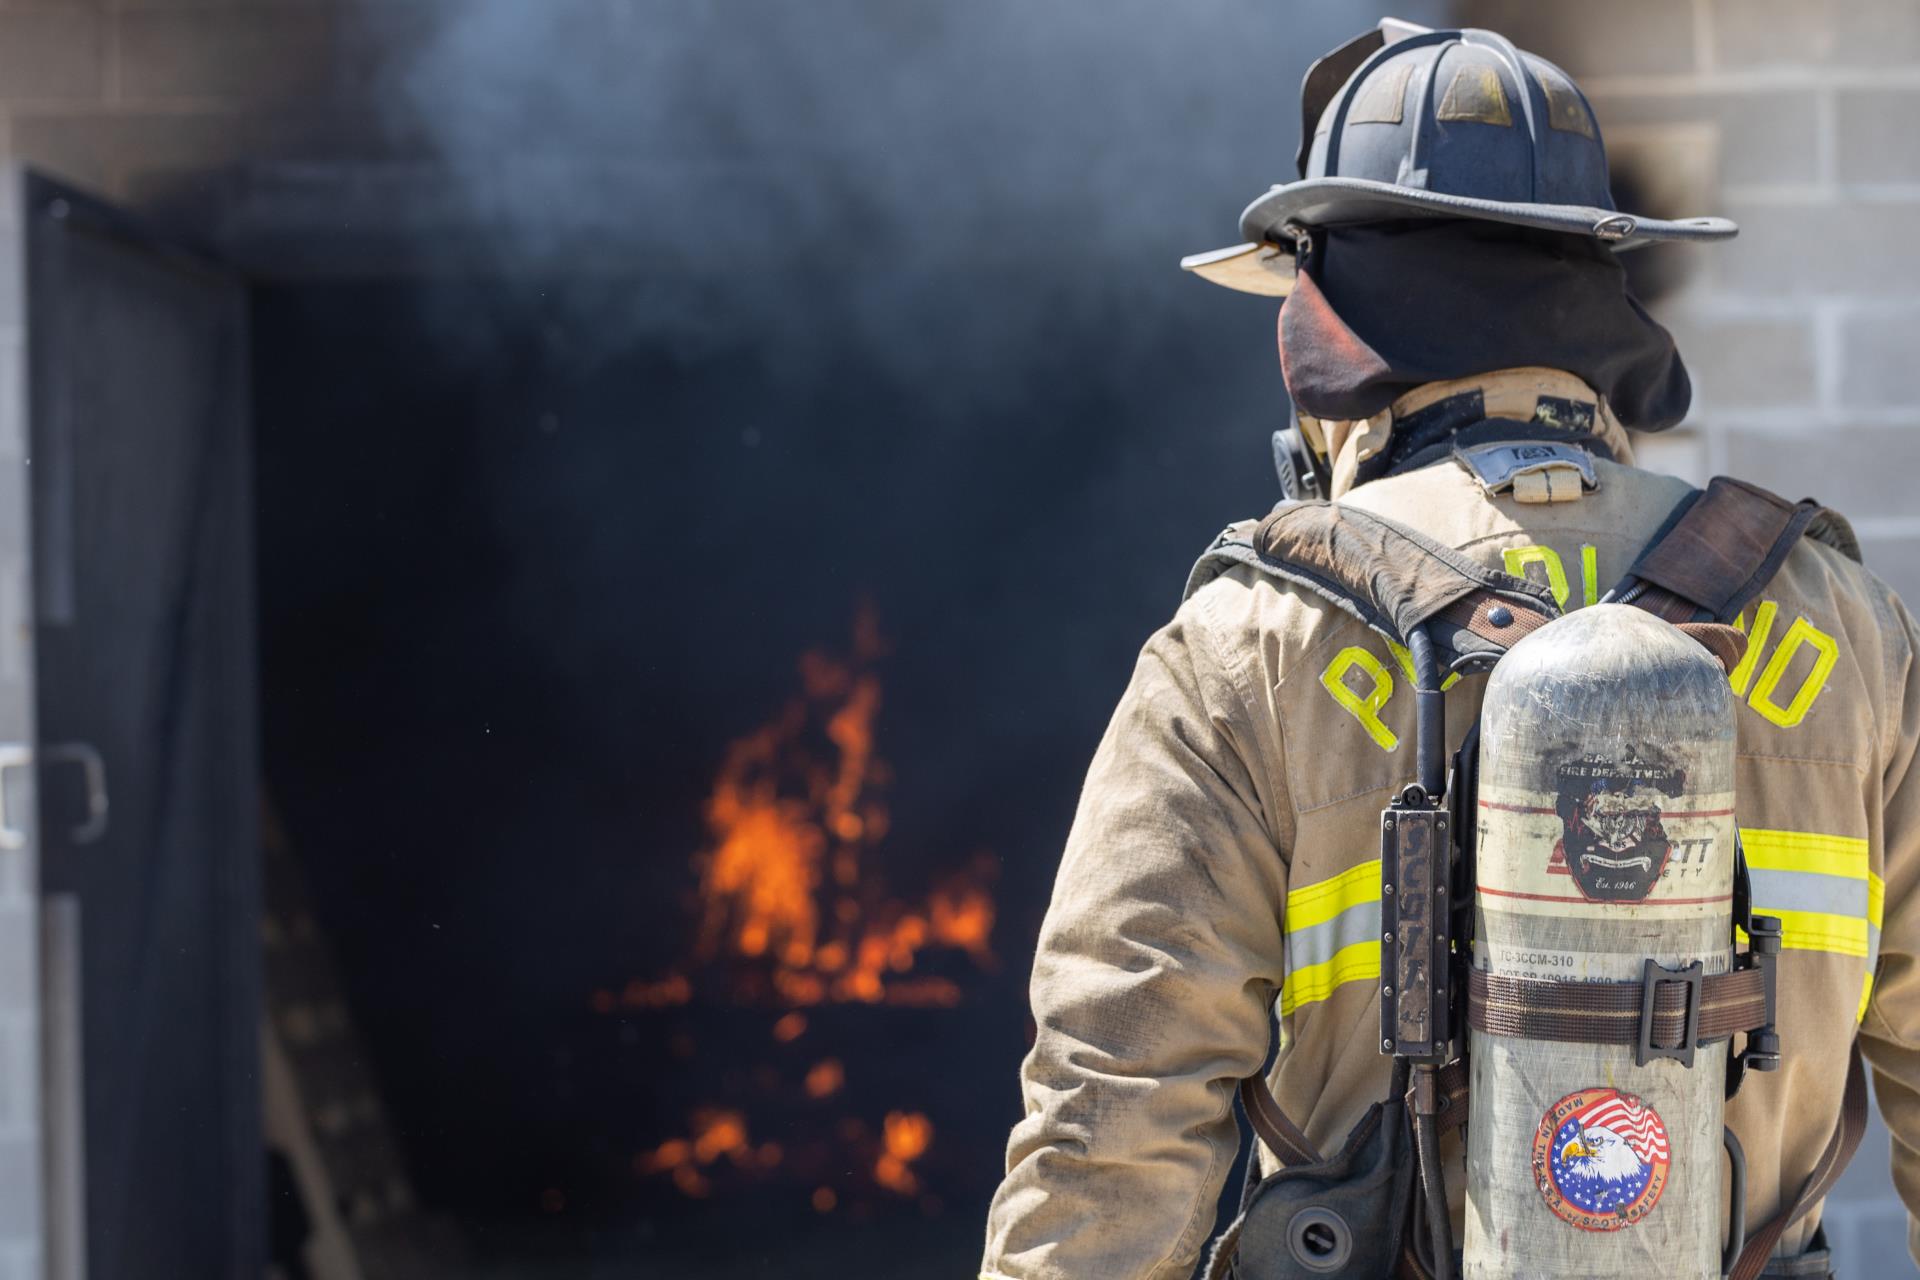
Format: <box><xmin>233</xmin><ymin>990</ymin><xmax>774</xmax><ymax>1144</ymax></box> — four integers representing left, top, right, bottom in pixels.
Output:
<box><xmin>1531</xmin><ymin>1087</ymin><xmax>1672</xmax><ymax>1230</ymax></box>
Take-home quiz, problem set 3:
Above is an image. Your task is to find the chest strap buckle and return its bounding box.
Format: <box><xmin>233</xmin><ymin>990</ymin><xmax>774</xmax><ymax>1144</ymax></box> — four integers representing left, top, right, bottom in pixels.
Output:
<box><xmin>1638</xmin><ymin>959</ymin><xmax>1704</xmax><ymax>1068</ymax></box>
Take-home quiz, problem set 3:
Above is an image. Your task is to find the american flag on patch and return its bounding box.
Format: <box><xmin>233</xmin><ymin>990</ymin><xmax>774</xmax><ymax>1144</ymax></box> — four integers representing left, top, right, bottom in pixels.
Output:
<box><xmin>1576</xmin><ymin>1093</ymin><xmax>1670</xmax><ymax>1165</ymax></box>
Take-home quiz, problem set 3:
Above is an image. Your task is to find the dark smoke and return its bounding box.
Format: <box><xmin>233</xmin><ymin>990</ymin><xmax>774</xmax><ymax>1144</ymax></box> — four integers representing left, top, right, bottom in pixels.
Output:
<box><xmin>371</xmin><ymin>1</ymin><xmax>1452</xmax><ymax>351</ymax></box>
<box><xmin>253</xmin><ymin>1</ymin><xmax>1446</xmax><ymax>1270</ymax></box>
<box><xmin>347</xmin><ymin>0</ymin><xmax>1450</xmax><ymax>744</ymax></box>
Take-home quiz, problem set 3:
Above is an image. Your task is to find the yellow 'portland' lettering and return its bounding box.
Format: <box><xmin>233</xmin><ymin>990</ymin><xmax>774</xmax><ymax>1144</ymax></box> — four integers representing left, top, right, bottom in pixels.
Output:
<box><xmin>1319</xmin><ymin>646</ymin><xmax>1398</xmax><ymax>752</ymax></box>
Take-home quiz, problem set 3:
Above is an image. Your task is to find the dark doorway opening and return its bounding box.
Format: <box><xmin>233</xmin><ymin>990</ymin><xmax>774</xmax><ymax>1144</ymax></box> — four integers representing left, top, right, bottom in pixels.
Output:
<box><xmin>248</xmin><ymin>273</ymin><xmax>1281</xmax><ymax>1272</ymax></box>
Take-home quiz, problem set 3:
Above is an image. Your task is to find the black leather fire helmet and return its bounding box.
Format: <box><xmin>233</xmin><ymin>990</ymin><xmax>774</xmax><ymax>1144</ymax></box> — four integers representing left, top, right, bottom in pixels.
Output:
<box><xmin>1183</xmin><ymin>19</ymin><xmax>1737</xmax><ymax>295</ymax></box>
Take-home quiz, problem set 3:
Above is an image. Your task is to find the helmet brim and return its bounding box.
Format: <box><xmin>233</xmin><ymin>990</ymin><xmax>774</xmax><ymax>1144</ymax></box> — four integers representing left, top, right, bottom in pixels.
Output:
<box><xmin>1179</xmin><ymin>242</ymin><xmax>1297</xmax><ymax>296</ymax></box>
<box><xmin>1238</xmin><ymin>177</ymin><xmax>1738</xmax><ymax>253</ymax></box>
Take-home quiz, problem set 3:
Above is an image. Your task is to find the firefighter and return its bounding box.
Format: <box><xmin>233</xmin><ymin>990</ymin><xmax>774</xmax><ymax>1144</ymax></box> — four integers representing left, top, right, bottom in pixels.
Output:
<box><xmin>980</xmin><ymin>21</ymin><xmax>1920</xmax><ymax>1280</ymax></box>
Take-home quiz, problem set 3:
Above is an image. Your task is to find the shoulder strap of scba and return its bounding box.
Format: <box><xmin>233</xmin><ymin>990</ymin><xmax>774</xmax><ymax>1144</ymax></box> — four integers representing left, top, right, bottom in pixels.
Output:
<box><xmin>1197</xmin><ymin>476</ymin><xmax>1867</xmax><ymax>1279</ymax></box>
<box><xmin>1185</xmin><ymin>475</ymin><xmax>1862</xmax><ymax>635</ymax></box>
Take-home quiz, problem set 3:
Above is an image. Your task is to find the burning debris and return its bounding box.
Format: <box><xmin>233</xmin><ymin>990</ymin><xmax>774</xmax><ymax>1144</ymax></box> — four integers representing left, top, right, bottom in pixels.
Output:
<box><xmin>631</xmin><ymin>1108</ymin><xmax>781</xmax><ymax>1199</ymax></box>
<box><xmin>598</xmin><ymin>605</ymin><xmax>995</xmax><ymax>1212</ymax></box>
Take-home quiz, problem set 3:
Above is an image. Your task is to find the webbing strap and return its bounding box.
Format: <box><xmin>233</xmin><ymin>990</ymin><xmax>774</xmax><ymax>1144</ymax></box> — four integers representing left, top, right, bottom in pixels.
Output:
<box><xmin>1467</xmin><ymin>967</ymin><xmax>1767</xmax><ymax>1048</ymax></box>
<box><xmin>1620</xmin><ymin>477</ymin><xmax>1826</xmax><ymax>624</ymax></box>
<box><xmin>1240</xmin><ymin>1075</ymin><xmax>1320</xmax><ymax>1168</ymax></box>
<box><xmin>1678</xmin><ymin>621</ymin><xmax>1748</xmax><ymax>674</ymax></box>
<box><xmin>1432</xmin><ymin>591</ymin><xmax>1554</xmax><ymax>650</ymax></box>
<box><xmin>1730</xmin><ymin>1042</ymin><xmax>1868</xmax><ymax>1280</ymax></box>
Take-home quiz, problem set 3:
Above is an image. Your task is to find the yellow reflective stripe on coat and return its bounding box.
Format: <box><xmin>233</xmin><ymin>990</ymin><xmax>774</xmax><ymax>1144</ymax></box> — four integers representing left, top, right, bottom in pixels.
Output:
<box><xmin>1865</xmin><ymin>860</ymin><xmax>1886</xmax><ymax>1021</ymax></box>
<box><xmin>1282</xmin><ymin>943</ymin><xmax>1380</xmax><ymax>1017</ymax></box>
<box><xmin>1281</xmin><ymin>860</ymin><xmax>1381</xmax><ymax>1015</ymax></box>
<box><xmin>1281</xmin><ymin>833</ymin><xmax>1880</xmax><ymax>1018</ymax></box>
<box><xmin>1741</xmin><ymin>827</ymin><xmax>1880</xmax><ymax>1022</ymax></box>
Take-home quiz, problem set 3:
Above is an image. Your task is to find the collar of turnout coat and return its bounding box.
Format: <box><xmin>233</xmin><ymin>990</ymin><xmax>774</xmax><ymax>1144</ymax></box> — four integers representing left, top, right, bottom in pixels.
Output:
<box><xmin>1305</xmin><ymin>367</ymin><xmax>1635</xmax><ymax>498</ymax></box>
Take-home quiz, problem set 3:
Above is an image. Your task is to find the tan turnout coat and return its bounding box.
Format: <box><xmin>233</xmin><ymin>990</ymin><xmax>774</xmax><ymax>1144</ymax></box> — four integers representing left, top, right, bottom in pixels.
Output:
<box><xmin>981</xmin><ymin>370</ymin><xmax>1920</xmax><ymax>1280</ymax></box>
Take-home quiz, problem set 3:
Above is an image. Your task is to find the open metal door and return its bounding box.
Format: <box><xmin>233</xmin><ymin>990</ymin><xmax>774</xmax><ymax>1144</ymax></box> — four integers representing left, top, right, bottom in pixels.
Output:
<box><xmin>22</xmin><ymin>170</ymin><xmax>261</xmax><ymax>1278</ymax></box>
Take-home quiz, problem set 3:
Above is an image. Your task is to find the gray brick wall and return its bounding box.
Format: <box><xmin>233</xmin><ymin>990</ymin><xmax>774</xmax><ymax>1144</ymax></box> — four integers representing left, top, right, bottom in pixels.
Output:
<box><xmin>0</xmin><ymin>0</ymin><xmax>437</xmax><ymax>275</ymax></box>
<box><xmin>0</xmin><ymin>1</ymin><xmax>709</xmax><ymax>276</ymax></box>
<box><xmin>1462</xmin><ymin>0</ymin><xmax>1920</xmax><ymax>1270</ymax></box>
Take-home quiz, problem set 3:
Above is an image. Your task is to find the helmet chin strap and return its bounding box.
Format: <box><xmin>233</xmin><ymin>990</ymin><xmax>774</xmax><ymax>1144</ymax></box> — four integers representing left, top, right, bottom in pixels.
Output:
<box><xmin>1290</xmin><ymin>407</ymin><xmax>1394</xmax><ymax>500</ymax></box>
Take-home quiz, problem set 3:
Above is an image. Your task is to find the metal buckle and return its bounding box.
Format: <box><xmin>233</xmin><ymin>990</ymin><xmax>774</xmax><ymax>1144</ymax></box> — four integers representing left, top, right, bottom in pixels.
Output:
<box><xmin>1742</xmin><ymin>916</ymin><xmax>1783</xmax><ymax>1073</ymax></box>
<box><xmin>1281</xmin><ymin>220</ymin><xmax>1316</xmax><ymax>269</ymax></box>
<box><xmin>1593</xmin><ymin>213</ymin><xmax>1637</xmax><ymax>241</ymax></box>
<box><xmin>1637</xmin><ymin>958</ymin><xmax>1703</xmax><ymax>1068</ymax></box>
<box><xmin>1732</xmin><ymin>832</ymin><xmax>1754</xmax><ymax>938</ymax></box>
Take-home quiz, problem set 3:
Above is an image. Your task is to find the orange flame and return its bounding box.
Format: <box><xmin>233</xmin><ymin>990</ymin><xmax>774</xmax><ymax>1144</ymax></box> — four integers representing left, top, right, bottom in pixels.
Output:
<box><xmin>658</xmin><ymin>602</ymin><xmax>995</xmax><ymax>1008</ymax></box>
<box><xmin>618</xmin><ymin>605</ymin><xmax>994</xmax><ymax>1203</ymax></box>
<box><xmin>698</xmin><ymin>709</ymin><xmax>825</xmax><ymax>968</ymax></box>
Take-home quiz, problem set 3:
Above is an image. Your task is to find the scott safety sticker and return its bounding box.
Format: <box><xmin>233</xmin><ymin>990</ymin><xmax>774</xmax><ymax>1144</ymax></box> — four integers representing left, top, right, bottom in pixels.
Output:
<box><xmin>1533</xmin><ymin>1088</ymin><xmax>1671</xmax><ymax>1231</ymax></box>
<box><xmin>1553</xmin><ymin>754</ymin><xmax>1687</xmax><ymax>903</ymax></box>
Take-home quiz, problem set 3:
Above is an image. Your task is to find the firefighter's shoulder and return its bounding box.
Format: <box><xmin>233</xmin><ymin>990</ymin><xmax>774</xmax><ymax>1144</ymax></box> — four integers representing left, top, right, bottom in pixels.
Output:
<box><xmin>1177</xmin><ymin>511</ymin><xmax>1377</xmax><ymax>660</ymax></box>
<box><xmin>1758</xmin><ymin>503</ymin><xmax>1917</xmax><ymax>737</ymax></box>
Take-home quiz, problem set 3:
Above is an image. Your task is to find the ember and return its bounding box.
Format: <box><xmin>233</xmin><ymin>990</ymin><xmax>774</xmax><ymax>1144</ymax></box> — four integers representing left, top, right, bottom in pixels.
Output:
<box><xmin>609</xmin><ymin>606</ymin><xmax>997</xmax><ymax>1205</ymax></box>
<box><xmin>633</xmin><ymin>1107</ymin><xmax>784</xmax><ymax>1199</ymax></box>
<box><xmin>875</xmin><ymin>1111</ymin><xmax>936</xmax><ymax>1195</ymax></box>
<box><xmin>804</xmin><ymin>1059</ymin><xmax>845</xmax><ymax>1099</ymax></box>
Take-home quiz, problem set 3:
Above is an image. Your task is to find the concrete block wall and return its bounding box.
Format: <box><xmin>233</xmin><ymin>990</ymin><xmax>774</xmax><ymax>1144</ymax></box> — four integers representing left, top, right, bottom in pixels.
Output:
<box><xmin>0</xmin><ymin>2</ymin><xmax>343</xmax><ymax>193</ymax></box>
<box><xmin>0</xmin><ymin>1</ymin><xmax>832</xmax><ymax>276</ymax></box>
<box><xmin>0</xmin><ymin>0</ymin><xmax>457</xmax><ymax>276</ymax></box>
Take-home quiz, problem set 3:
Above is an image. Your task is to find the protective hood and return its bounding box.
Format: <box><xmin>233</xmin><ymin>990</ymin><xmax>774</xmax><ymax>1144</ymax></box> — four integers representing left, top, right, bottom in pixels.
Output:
<box><xmin>1278</xmin><ymin>219</ymin><xmax>1691</xmax><ymax>438</ymax></box>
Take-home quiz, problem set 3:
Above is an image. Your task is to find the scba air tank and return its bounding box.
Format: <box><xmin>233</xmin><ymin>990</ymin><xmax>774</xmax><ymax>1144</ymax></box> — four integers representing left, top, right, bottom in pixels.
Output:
<box><xmin>1462</xmin><ymin>605</ymin><xmax>1736</xmax><ymax>1280</ymax></box>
